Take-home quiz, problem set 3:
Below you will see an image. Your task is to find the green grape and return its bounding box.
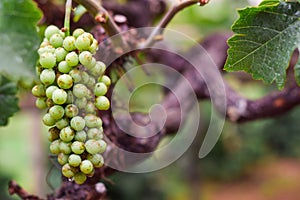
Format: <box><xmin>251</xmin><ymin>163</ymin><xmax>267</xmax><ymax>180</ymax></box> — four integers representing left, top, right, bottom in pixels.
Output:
<box><xmin>62</xmin><ymin>163</ymin><xmax>75</xmax><ymax>178</ymax></box>
<box><xmin>68</xmin><ymin>154</ymin><xmax>82</xmax><ymax>167</ymax></box>
<box><xmin>48</xmin><ymin>126</ymin><xmax>60</xmax><ymax>142</ymax></box>
<box><xmin>39</xmin><ymin>52</ymin><xmax>56</xmax><ymax>69</ymax></box>
<box><xmin>46</xmin><ymin>86</ymin><xmax>59</xmax><ymax>99</ymax></box>
<box><xmin>82</xmin><ymin>32</ymin><xmax>94</xmax><ymax>42</ymax></box>
<box><xmin>65</xmin><ymin>51</ymin><xmax>79</xmax><ymax>67</ymax></box>
<box><xmin>57</xmin><ymin>74</ymin><xmax>73</xmax><ymax>89</ymax></box>
<box><xmin>58</xmin><ymin>61</ymin><xmax>72</xmax><ymax>74</ymax></box>
<box><xmin>74</xmin><ymin>130</ymin><xmax>87</xmax><ymax>143</ymax></box>
<box><xmin>65</xmin><ymin>104</ymin><xmax>79</xmax><ymax>118</ymax></box>
<box><xmin>50</xmin><ymin>139</ymin><xmax>60</xmax><ymax>154</ymax></box>
<box><xmin>99</xmin><ymin>75</ymin><xmax>111</xmax><ymax>87</ymax></box>
<box><xmin>49</xmin><ymin>105</ymin><xmax>65</xmax><ymax>120</ymax></box>
<box><xmin>70</xmin><ymin>116</ymin><xmax>86</xmax><ymax>131</ymax></box>
<box><xmin>80</xmin><ymin>160</ymin><xmax>94</xmax><ymax>174</ymax></box>
<box><xmin>98</xmin><ymin>140</ymin><xmax>107</xmax><ymax>153</ymax></box>
<box><xmin>87</xmin><ymin>128</ymin><xmax>103</xmax><ymax>140</ymax></box>
<box><xmin>38</xmin><ymin>45</ymin><xmax>56</xmax><ymax>55</ymax></box>
<box><xmin>45</xmin><ymin>25</ymin><xmax>60</xmax><ymax>40</ymax></box>
<box><xmin>75</xmin><ymin>34</ymin><xmax>91</xmax><ymax>51</ymax></box>
<box><xmin>72</xmin><ymin>28</ymin><xmax>85</xmax><ymax>38</ymax></box>
<box><xmin>35</xmin><ymin>97</ymin><xmax>48</xmax><ymax>109</ymax></box>
<box><xmin>81</xmin><ymin>71</ymin><xmax>90</xmax><ymax>85</ymax></box>
<box><xmin>87</xmin><ymin>154</ymin><xmax>104</xmax><ymax>167</ymax></box>
<box><xmin>89</xmin><ymin>39</ymin><xmax>98</xmax><ymax>54</ymax></box>
<box><xmin>52</xmin><ymin>89</ymin><xmax>68</xmax><ymax>105</ymax></box>
<box><xmin>55</xmin><ymin>47</ymin><xmax>68</xmax><ymax>62</ymax></box>
<box><xmin>85</xmin><ymin>57</ymin><xmax>96</xmax><ymax>70</ymax></box>
<box><xmin>73</xmin><ymin>172</ymin><xmax>87</xmax><ymax>184</ymax></box>
<box><xmin>58</xmin><ymin>153</ymin><xmax>69</xmax><ymax>165</ymax></box>
<box><xmin>32</xmin><ymin>84</ymin><xmax>46</xmax><ymax>97</ymax></box>
<box><xmin>40</xmin><ymin>40</ymin><xmax>50</xmax><ymax>48</ymax></box>
<box><xmin>40</xmin><ymin>69</ymin><xmax>56</xmax><ymax>85</ymax></box>
<box><xmin>56</xmin><ymin>118</ymin><xmax>69</xmax><ymax>129</ymax></box>
<box><xmin>90</xmin><ymin>61</ymin><xmax>106</xmax><ymax>77</ymax></box>
<box><xmin>60</xmin><ymin>126</ymin><xmax>75</xmax><ymax>142</ymax></box>
<box><xmin>84</xmin><ymin>114</ymin><xmax>102</xmax><ymax>128</ymax></box>
<box><xmin>71</xmin><ymin>141</ymin><xmax>85</xmax><ymax>154</ymax></box>
<box><xmin>42</xmin><ymin>113</ymin><xmax>56</xmax><ymax>126</ymax></box>
<box><xmin>46</xmin><ymin>98</ymin><xmax>54</xmax><ymax>108</ymax></box>
<box><xmin>59</xmin><ymin>141</ymin><xmax>72</xmax><ymax>154</ymax></box>
<box><xmin>86</xmin><ymin>77</ymin><xmax>96</xmax><ymax>89</ymax></box>
<box><xmin>66</xmin><ymin>90</ymin><xmax>74</xmax><ymax>104</ymax></box>
<box><xmin>50</xmin><ymin>33</ymin><xmax>64</xmax><ymax>48</ymax></box>
<box><xmin>69</xmin><ymin>69</ymin><xmax>82</xmax><ymax>83</ymax></box>
<box><xmin>75</xmin><ymin>97</ymin><xmax>87</xmax><ymax>110</ymax></box>
<box><xmin>94</xmin><ymin>82</ymin><xmax>107</xmax><ymax>96</ymax></box>
<box><xmin>73</xmin><ymin>84</ymin><xmax>88</xmax><ymax>98</ymax></box>
<box><xmin>63</xmin><ymin>36</ymin><xmax>76</xmax><ymax>51</ymax></box>
<box><xmin>95</xmin><ymin>96</ymin><xmax>110</xmax><ymax>111</ymax></box>
<box><xmin>85</xmin><ymin>139</ymin><xmax>101</xmax><ymax>154</ymax></box>
<box><xmin>85</xmin><ymin>102</ymin><xmax>96</xmax><ymax>114</ymax></box>
<box><xmin>79</xmin><ymin>51</ymin><xmax>93</xmax><ymax>66</ymax></box>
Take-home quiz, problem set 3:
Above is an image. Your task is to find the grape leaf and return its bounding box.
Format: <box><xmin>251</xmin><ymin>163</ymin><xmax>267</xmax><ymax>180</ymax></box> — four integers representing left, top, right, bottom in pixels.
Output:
<box><xmin>0</xmin><ymin>0</ymin><xmax>42</xmax><ymax>80</ymax></box>
<box><xmin>224</xmin><ymin>1</ymin><xmax>300</xmax><ymax>89</ymax></box>
<box><xmin>0</xmin><ymin>76</ymin><xmax>19</xmax><ymax>126</ymax></box>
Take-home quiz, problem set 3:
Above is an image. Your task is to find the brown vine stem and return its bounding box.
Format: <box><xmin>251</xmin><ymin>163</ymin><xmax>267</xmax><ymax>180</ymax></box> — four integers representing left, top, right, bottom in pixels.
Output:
<box><xmin>139</xmin><ymin>0</ymin><xmax>201</xmax><ymax>49</ymax></box>
<box><xmin>74</xmin><ymin>0</ymin><xmax>127</xmax><ymax>47</ymax></box>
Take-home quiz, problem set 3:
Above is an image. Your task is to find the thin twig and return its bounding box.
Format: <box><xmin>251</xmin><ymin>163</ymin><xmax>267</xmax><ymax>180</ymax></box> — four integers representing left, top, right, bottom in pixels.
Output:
<box><xmin>64</xmin><ymin>0</ymin><xmax>72</xmax><ymax>36</ymax></box>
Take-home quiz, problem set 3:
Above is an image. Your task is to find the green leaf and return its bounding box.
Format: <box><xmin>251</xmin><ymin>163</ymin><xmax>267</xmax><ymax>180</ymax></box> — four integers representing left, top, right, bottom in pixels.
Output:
<box><xmin>0</xmin><ymin>0</ymin><xmax>42</xmax><ymax>80</ymax></box>
<box><xmin>224</xmin><ymin>1</ymin><xmax>300</xmax><ymax>89</ymax></box>
<box><xmin>0</xmin><ymin>76</ymin><xmax>19</xmax><ymax>126</ymax></box>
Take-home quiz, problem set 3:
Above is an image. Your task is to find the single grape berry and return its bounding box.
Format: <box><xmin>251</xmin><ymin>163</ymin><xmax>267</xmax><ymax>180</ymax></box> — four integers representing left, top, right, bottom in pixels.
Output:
<box><xmin>85</xmin><ymin>139</ymin><xmax>101</xmax><ymax>154</ymax></box>
<box><xmin>58</xmin><ymin>153</ymin><xmax>69</xmax><ymax>165</ymax></box>
<box><xmin>80</xmin><ymin>160</ymin><xmax>94</xmax><ymax>174</ymax></box>
<box><xmin>50</xmin><ymin>140</ymin><xmax>61</xmax><ymax>154</ymax></box>
<box><xmin>73</xmin><ymin>172</ymin><xmax>87</xmax><ymax>184</ymax></box>
<box><xmin>58</xmin><ymin>61</ymin><xmax>72</xmax><ymax>74</ymax></box>
<box><xmin>50</xmin><ymin>33</ymin><xmax>64</xmax><ymax>48</ymax></box>
<box><xmin>73</xmin><ymin>28</ymin><xmax>85</xmax><ymax>38</ymax></box>
<box><xmin>57</xmin><ymin>74</ymin><xmax>73</xmax><ymax>89</ymax></box>
<box><xmin>49</xmin><ymin>105</ymin><xmax>65</xmax><ymax>120</ymax></box>
<box><xmin>94</xmin><ymin>82</ymin><xmax>107</xmax><ymax>96</ymax></box>
<box><xmin>87</xmin><ymin>154</ymin><xmax>104</xmax><ymax>167</ymax></box>
<box><xmin>56</xmin><ymin>118</ymin><xmax>69</xmax><ymax>130</ymax></box>
<box><xmin>68</xmin><ymin>154</ymin><xmax>82</xmax><ymax>167</ymax></box>
<box><xmin>39</xmin><ymin>52</ymin><xmax>56</xmax><ymax>69</ymax></box>
<box><xmin>74</xmin><ymin>130</ymin><xmax>87</xmax><ymax>143</ymax></box>
<box><xmin>63</xmin><ymin>36</ymin><xmax>76</xmax><ymax>51</ymax></box>
<box><xmin>46</xmin><ymin>85</ymin><xmax>59</xmax><ymax>99</ymax></box>
<box><xmin>65</xmin><ymin>104</ymin><xmax>79</xmax><ymax>118</ymax></box>
<box><xmin>52</xmin><ymin>89</ymin><xmax>68</xmax><ymax>105</ymax></box>
<box><xmin>60</xmin><ymin>126</ymin><xmax>75</xmax><ymax>142</ymax></box>
<box><xmin>99</xmin><ymin>75</ymin><xmax>111</xmax><ymax>87</ymax></box>
<box><xmin>45</xmin><ymin>25</ymin><xmax>60</xmax><ymax>40</ymax></box>
<box><xmin>65</xmin><ymin>51</ymin><xmax>79</xmax><ymax>67</ymax></box>
<box><xmin>42</xmin><ymin>113</ymin><xmax>56</xmax><ymax>126</ymax></box>
<box><xmin>48</xmin><ymin>127</ymin><xmax>60</xmax><ymax>142</ymax></box>
<box><xmin>59</xmin><ymin>142</ymin><xmax>72</xmax><ymax>154</ymax></box>
<box><xmin>87</xmin><ymin>128</ymin><xmax>103</xmax><ymax>140</ymax></box>
<box><xmin>71</xmin><ymin>141</ymin><xmax>85</xmax><ymax>154</ymax></box>
<box><xmin>35</xmin><ymin>97</ymin><xmax>48</xmax><ymax>109</ymax></box>
<box><xmin>75</xmin><ymin>34</ymin><xmax>91</xmax><ymax>51</ymax></box>
<box><xmin>84</xmin><ymin>114</ymin><xmax>102</xmax><ymax>128</ymax></box>
<box><xmin>62</xmin><ymin>163</ymin><xmax>75</xmax><ymax>178</ymax></box>
<box><xmin>69</xmin><ymin>69</ymin><xmax>82</xmax><ymax>83</ymax></box>
<box><xmin>95</xmin><ymin>96</ymin><xmax>110</xmax><ymax>111</ymax></box>
<box><xmin>98</xmin><ymin>140</ymin><xmax>107</xmax><ymax>153</ymax></box>
<box><xmin>70</xmin><ymin>116</ymin><xmax>86</xmax><ymax>131</ymax></box>
<box><xmin>32</xmin><ymin>84</ymin><xmax>46</xmax><ymax>97</ymax></box>
<box><xmin>79</xmin><ymin>51</ymin><xmax>93</xmax><ymax>66</ymax></box>
<box><xmin>40</xmin><ymin>69</ymin><xmax>56</xmax><ymax>85</ymax></box>
<box><xmin>73</xmin><ymin>84</ymin><xmax>88</xmax><ymax>98</ymax></box>
<box><xmin>55</xmin><ymin>47</ymin><xmax>68</xmax><ymax>62</ymax></box>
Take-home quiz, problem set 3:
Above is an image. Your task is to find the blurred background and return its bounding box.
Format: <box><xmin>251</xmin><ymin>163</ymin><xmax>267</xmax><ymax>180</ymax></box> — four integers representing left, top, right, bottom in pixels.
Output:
<box><xmin>2</xmin><ymin>0</ymin><xmax>300</xmax><ymax>199</ymax></box>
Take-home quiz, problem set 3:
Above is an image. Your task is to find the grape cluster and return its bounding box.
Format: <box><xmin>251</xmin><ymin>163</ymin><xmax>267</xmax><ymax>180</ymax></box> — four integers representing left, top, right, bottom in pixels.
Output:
<box><xmin>32</xmin><ymin>25</ymin><xmax>111</xmax><ymax>184</ymax></box>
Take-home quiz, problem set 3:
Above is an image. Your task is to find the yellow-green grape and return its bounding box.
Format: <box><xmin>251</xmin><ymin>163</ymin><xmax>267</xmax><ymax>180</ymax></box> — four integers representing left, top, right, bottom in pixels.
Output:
<box><xmin>95</xmin><ymin>96</ymin><xmax>110</xmax><ymax>111</ymax></box>
<box><xmin>72</xmin><ymin>28</ymin><xmax>85</xmax><ymax>38</ymax></box>
<box><xmin>94</xmin><ymin>82</ymin><xmax>107</xmax><ymax>96</ymax></box>
<box><xmin>59</xmin><ymin>141</ymin><xmax>72</xmax><ymax>154</ymax></box>
<box><xmin>79</xmin><ymin>51</ymin><xmax>93</xmax><ymax>66</ymax></box>
<box><xmin>74</xmin><ymin>131</ymin><xmax>87</xmax><ymax>143</ymax></box>
<box><xmin>85</xmin><ymin>102</ymin><xmax>96</xmax><ymax>114</ymax></box>
<box><xmin>75</xmin><ymin>34</ymin><xmax>91</xmax><ymax>51</ymax></box>
<box><xmin>55</xmin><ymin>47</ymin><xmax>68</xmax><ymax>62</ymax></box>
<box><xmin>69</xmin><ymin>69</ymin><xmax>82</xmax><ymax>83</ymax></box>
<box><xmin>73</xmin><ymin>84</ymin><xmax>88</xmax><ymax>98</ymax></box>
<box><xmin>52</xmin><ymin>89</ymin><xmax>68</xmax><ymax>105</ymax></box>
<box><xmin>62</xmin><ymin>163</ymin><xmax>75</xmax><ymax>178</ymax></box>
<box><xmin>87</xmin><ymin>128</ymin><xmax>103</xmax><ymax>140</ymax></box>
<box><xmin>60</xmin><ymin>126</ymin><xmax>75</xmax><ymax>142</ymax></box>
<box><xmin>57</xmin><ymin>74</ymin><xmax>73</xmax><ymax>89</ymax></box>
<box><xmin>45</xmin><ymin>85</ymin><xmax>59</xmax><ymax>99</ymax></box>
<box><xmin>35</xmin><ymin>97</ymin><xmax>48</xmax><ymax>109</ymax></box>
<box><xmin>65</xmin><ymin>51</ymin><xmax>79</xmax><ymax>67</ymax></box>
<box><xmin>84</xmin><ymin>114</ymin><xmax>102</xmax><ymax>128</ymax></box>
<box><xmin>70</xmin><ymin>116</ymin><xmax>86</xmax><ymax>131</ymax></box>
<box><xmin>65</xmin><ymin>104</ymin><xmax>79</xmax><ymax>118</ymax></box>
<box><xmin>58</xmin><ymin>61</ymin><xmax>73</xmax><ymax>74</ymax></box>
<box><xmin>40</xmin><ymin>69</ymin><xmax>56</xmax><ymax>85</ymax></box>
<box><xmin>90</xmin><ymin>61</ymin><xmax>106</xmax><ymax>77</ymax></box>
<box><xmin>85</xmin><ymin>139</ymin><xmax>101</xmax><ymax>154</ymax></box>
<box><xmin>71</xmin><ymin>141</ymin><xmax>85</xmax><ymax>154</ymax></box>
<box><xmin>63</xmin><ymin>36</ymin><xmax>76</xmax><ymax>51</ymax></box>
<box><xmin>85</xmin><ymin>57</ymin><xmax>96</xmax><ymax>70</ymax></box>
<box><xmin>87</xmin><ymin>154</ymin><xmax>104</xmax><ymax>167</ymax></box>
<box><xmin>56</xmin><ymin>118</ymin><xmax>69</xmax><ymax>130</ymax></box>
<box><xmin>99</xmin><ymin>75</ymin><xmax>111</xmax><ymax>87</ymax></box>
<box><xmin>80</xmin><ymin>160</ymin><xmax>94</xmax><ymax>174</ymax></box>
<box><xmin>73</xmin><ymin>172</ymin><xmax>87</xmax><ymax>184</ymax></box>
<box><xmin>98</xmin><ymin>140</ymin><xmax>107</xmax><ymax>153</ymax></box>
<box><xmin>50</xmin><ymin>139</ymin><xmax>61</xmax><ymax>154</ymax></box>
<box><xmin>75</xmin><ymin>97</ymin><xmax>88</xmax><ymax>109</ymax></box>
<box><xmin>45</xmin><ymin>25</ymin><xmax>60</xmax><ymax>40</ymax></box>
<box><xmin>58</xmin><ymin>153</ymin><xmax>69</xmax><ymax>165</ymax></box>
<box><xmin>49</xmin><ymin>105</ymin><xmax>65</xmax><ymax>120</ymax></box>
<box><xmin>68</xmin><ymin>154</ymin><xmax>82</xmax><ymax>167</ymax></box>
<box><xmin>89</xmin><ymin>39</ymin><xmax>98</xmax><ymax>54</ymax></box>
<box><xmin>39</xmin><ymin>52</ymin><xmax>56</xmax><ymax>69</ymax></box>
<box><xmin>32</xmin><ymin>84</ymin><xmax>45</xmax><ymax>97</ymax></box>
<box><xmin>50</xmin><ymin>33</ymin><xmax>64</xmax><ymax>48</ymax></box>
<box><xmin>42</xmin><ymin>113</ymin><xmax>56</xmax><ymax>126</ymax></box>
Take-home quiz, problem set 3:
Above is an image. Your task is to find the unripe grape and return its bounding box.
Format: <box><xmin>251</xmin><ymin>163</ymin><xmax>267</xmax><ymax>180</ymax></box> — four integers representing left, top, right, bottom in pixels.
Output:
<box><xmin>85</xmin><ymin>57</ymin><xmax>96</xmax><ymax>70</ymax></box>
<box><xmin>50</xmin><ymin>140</ymin><xmax>60</xmax><ymax>154</ymax></box>
<box><xmin>65</xmin><ymin>104</ymin><xmax>79</xmax><ymax>118</ymax></box>
<box><xmin>87</xmin><ymin>154</ymin><xmax>104</xmax><ymax>167</ymax></box>
<box><xmin>86</xmin><ymin>77</ymin><xmax>96</xmax><ymax>89</ymax></box>
<box><xmin>80</xmin><ymin>160</ymin><xmax>94</xmax><ymax>174</ymax></box>
<box><xmin>52</xmin><ymin>89</ymin><xmax>67</xmax><ymax>105</ymax></box>
<box><xmin>39</xmin><ymin>52</ymin><xmax>56</xmax><ymax>69</ymax></box>
<box><xmin>58</xmin><ymin>61</ymin><xmax>72</xmax><ymax>74</ymax></box>
<box><xmin>38</xmin><ymin>45</ymin><xmax>55</xmax><ymax>55</ymax></box>
<box><xmin>73</xmin><ymin>172</ymin><xmax>87</xmax><ymax>184</ymax></box>
<box><xmin>49</xmin><ymin>105</ymin><xmax>65</xmax><ymax>120</ymax></box>
<box><xmin>90</xmin><ymin>61</ymin><xmax>106</xmax><ymax>77</ymax></box>
<box><xmin>68</xmin><ymin>154</ymin><xmax>82</xmax><ymax>167</ymax></box>
<box><xmin>35</xmin><ymin>97</ymin><xmax>48</xmax><ymax>109</ymax></box>
<box><xmin>75</xmin><ymin>97</ymin><xmax>87</xmax><ymax>109</ymax></box>
<box><xmin>32</xmin><ymin>84</ymin><xmax>46</xmax><ymax>97</ymax></box>
<box><xmin>62</xmin><ymin>163</ymin><xmax>75</xmax><ymax>178</ymax></box>
<box><xmin>69</xmin><ymin>69</ymin><xmax>82</xmax><ymax>83</ymax></box>
<box><xmin>42</xmin><ymin>113</ymin><xmax>56</xmax><ymax>126</ymax></box>
<box><xmin>48</xmin><ymin>127</ymin><xmax>60</xmax><ymax>142</ymax></box>
<box><xmin>65</xmin><ymin>52</ymin><xmax>79</xmax><ymax>67</ymax></box>
<box><xmin>59</xmin><ymin>141</ymin><xmax>72</xmax><ymax>154</ymax></box>
<box><xmin>66</xmin><ymin>90</ymin><xmax>74</xmax><ymax>104</ymax></box>
<box><xmin>87</xmin><ymin>128</ymin><xmax>103</xmax><ymax>140</ymax></box>
<box><xmin>72</xmin><ymin>28</ymin><xmax>85</xmax><ymax>38</ymax></box>
<box><xmin>58</xmin><ymin>153</ymin><xmax>69</xmax><ymax>165</ymax></box>
<box><xmin>40</xmin><ymin>69</ymin><xmax>56</xmax><ymax>85</ymax></box>
<box><xmin>56</xmin><ymin>118</ymin><xmax>69</xmax><ymax>129</ymax></box>
<box><xmin>46</xmin><ymin>86</ymin><xmax>59</xmax><ymax>99</ymax></box>
<box><xmin>63</xmin><ymin>36</ymin><xmax>76</xmax><ymax>51</ymax></box>
<box><xmin>70</xmin><ymin>116</ymin><xmax>85</xmax><ymax>131</ymax></box>
<box><xmin>57</xmin><ymin>74</ymin><xmax>73</xmax><ymax>89</ymax></box>
<box><xmin>98</xmin><ymin>140</ymin><xmax>107</xmax><ymax>153</ymax></box>
<box><xmin>95</xmin><ymin>96</ymin><xmax>110</xmax><ymax>110</ymax></box>
<box><xmin>40</xmin><ymin>40</ymin><xmax>50</xmax><ymax>48</ymax></box>
<box><xmin>46</xmin><ymin>98</ymin><xmax>54</xmax><ymax>108</ymax></box>
<box><xmin>45</xmin><ymin>25</ymin><xmax>60</xmax><ymax>40</ymax></box>
<box><xmin>82</xmin><ymin>32</ymin><xmax>94</xmax><ymax>42</ymax></box>
<box><xmin>75</xmin><ymin>34</ymin><xmax>91</xmax><ymax>51</ymax></box>
<box><xmin>94</xmin><ymin>82</ymin><xmax>107</xmax><ymax>96</ymax></box>
<box><xmin>73</xmin><ymin>84</ymin><xmax>88</xmax><ymax>98</ymax></box>
<box><xmin>81</xmin><ymin>71</ymin><xmax>90</xmax><ymax>85</ymax></box>
<box><xmin>99</xmin><ymin>75</ymin><xmax>111</xmax><ymax>87</ymax></box>
<box><xmin>60</xmin><ymin>126</ymin><xmax>75</xmax><ymax>142</ymax></box>
<box><xmin>85</xmin><ymin>139</ymin><xmax>101</xmax><ymax>154</ymax></box>
<box><xmin>85</xmin><ymin>102</ymin><xmax>96</xmax><ymax>114</ymax></box>
<box><xmin>79</xmin><ymin>51</ymin><xmax>93</xmax><ymax>66</ymax></box>
<box><xmin>74</xmin><ymin>130</ymin><xmax>87</xmax><ymax>143</ymax></box>
<box><xmin>55</xmin><ymin>47</ymin><xmax>68</xmax><ymax>62</ymax></box>
<box><xmin>84</xmin><ymin>114</ymin><xmax>102</xmax><ymax>128</ymax></box>
<box><xmin>89</xmin><ymin>39</ymin><xmax>98</xmax><ymax>54</ymax></box>
<box><xmin>50</xmin><ymin>33</ymin><xmax>64</xmax><ymax>48</ymax></box>
<box><xmin>71</xmin><ymin>141</ymin><xmax>85</xmax><ymax>154</ymax></box>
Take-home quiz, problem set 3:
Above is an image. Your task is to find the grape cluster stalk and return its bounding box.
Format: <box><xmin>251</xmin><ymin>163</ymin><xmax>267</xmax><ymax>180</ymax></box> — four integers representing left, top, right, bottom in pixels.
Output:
<box><xmin>32</xmin><ymin>25</ymin><xmax>111</xmax><ymax>184</ymax></box>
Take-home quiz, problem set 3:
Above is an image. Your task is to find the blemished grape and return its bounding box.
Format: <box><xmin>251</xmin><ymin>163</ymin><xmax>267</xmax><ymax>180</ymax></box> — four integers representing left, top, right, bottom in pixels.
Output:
<box><xmin>80</xmin><ymin>160</ymin><xmax>94</xmax><ymax>174</ymax></box>
<box><xmin>73</xmin><ymin>172</ymin><xmax>87</xmax><ymax>184</ymax></box>
<box><xmin>34</xmin><ymin>26</ymin><xmax>111</xmax><ymax>184</ymax></box>
<box><xmin>68</xmin><ymin>154</ymin><xmax>82</xmax><ymax>167</ymax></box>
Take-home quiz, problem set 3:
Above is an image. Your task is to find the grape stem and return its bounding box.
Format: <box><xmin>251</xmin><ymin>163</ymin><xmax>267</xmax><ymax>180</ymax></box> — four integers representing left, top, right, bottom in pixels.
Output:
<box><xmin>73</xmin><ymin>0</ymin><xmax>127</xmax><ymax>47</ymax></box>
<box><xmin>64</xmin><ymin>0</ymin><xmax>72</xmax><ymax>36</ymax></box>
<box><xmin>139</xmin><ymin>0</ymin><xmax>206</xmax><ymax>49</ymax></box>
